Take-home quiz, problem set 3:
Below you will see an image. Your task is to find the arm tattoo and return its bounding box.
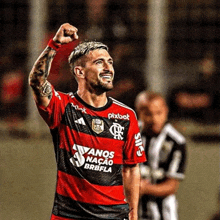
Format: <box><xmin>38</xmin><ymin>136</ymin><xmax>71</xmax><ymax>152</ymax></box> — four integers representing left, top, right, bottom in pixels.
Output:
<box><xmin>39</xmin><ymin>80</ymin><xmax>52</xmax><ymax>98</ymax></box>
<box><xmin>29</xmin><ymin>47</ymin><xmax>56</xmax><ymax>99</ymax></box>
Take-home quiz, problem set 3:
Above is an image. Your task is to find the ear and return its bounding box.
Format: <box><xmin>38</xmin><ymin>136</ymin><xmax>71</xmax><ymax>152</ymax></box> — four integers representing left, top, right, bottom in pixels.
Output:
<box><xmin>74</xmin><ymin>66</ymin><xmax>85</xmax><ymax>79</ymax></box>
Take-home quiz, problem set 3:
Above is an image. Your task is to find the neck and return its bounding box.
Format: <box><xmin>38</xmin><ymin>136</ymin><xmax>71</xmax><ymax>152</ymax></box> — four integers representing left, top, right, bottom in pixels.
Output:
<box><xmin>77</xmin><ymin>89</ymin><xmax>108</xmax><ymax>108</ymax></box>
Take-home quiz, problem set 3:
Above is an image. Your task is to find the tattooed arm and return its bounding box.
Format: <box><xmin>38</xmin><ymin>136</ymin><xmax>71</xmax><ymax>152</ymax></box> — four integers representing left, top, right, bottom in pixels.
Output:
<box><xmin>29</xmin><ymin>47</ymin><xmax>56</xmax><ymax>107</ymax></box>
<box><xmin>29</xmin><ymin>23</ymin><xmax>78</xmax><ymax>107</ymax></box>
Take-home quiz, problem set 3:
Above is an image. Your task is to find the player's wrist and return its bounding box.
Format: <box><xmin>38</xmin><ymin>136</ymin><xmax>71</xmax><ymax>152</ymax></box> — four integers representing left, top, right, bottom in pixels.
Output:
<box><xmin>47</xmin><ymin>38</ymin><xmax>61</xmax><ymax>51</ymax></box>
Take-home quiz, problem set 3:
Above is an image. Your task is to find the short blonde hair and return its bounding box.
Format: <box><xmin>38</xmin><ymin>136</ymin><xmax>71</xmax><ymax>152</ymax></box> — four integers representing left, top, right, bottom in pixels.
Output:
<box><xmin>68</xmin><ymin>41</ymin><xmax>108</xmax><ymax>74</ymax></box>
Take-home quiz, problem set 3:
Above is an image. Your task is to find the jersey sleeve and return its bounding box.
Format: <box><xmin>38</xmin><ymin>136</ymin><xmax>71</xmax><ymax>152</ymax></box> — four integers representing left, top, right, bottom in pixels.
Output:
<box><xmin>36</xmin><ymin>87</ymin><xmax>67</xmax><ymax>129</ymax></box>
<box><xmin>166</xmin><ymin>142</ymin><xmax>187</xmax><ymax>180</ymax></box>
<box><xmin>123</xmin><ymin>111</ymin><xmax>146</xmax><ymax>165</ymax></box>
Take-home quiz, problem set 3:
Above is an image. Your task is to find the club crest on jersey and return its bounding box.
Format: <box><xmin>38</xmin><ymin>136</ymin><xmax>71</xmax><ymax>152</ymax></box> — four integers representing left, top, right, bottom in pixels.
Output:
<box><xmin>92</xmin><ymin>119</ymin><xmax>104</xmax><ymax>134</ymax></box>
<box><xmin>160</xmin><ymin>140</ymin><xmax>174</xmax><ymax>162</ymax></box>
<box><xmin>109</xmin><ymin>123</ymin><xmax>124</xmax><ymax>140</ymax></box>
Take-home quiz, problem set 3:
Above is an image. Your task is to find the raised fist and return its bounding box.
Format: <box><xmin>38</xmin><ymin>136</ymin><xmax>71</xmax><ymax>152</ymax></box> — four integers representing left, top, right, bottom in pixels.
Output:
<box><xmin>53</xmin><ymin>23</ymin><xmax>78</xmax><ymax>45</ymax></box>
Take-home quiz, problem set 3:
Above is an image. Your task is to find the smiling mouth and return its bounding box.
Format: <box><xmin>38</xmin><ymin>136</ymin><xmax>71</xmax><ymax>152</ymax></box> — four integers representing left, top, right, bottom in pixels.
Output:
<box><xmin>100</xmin><ymin>74</ymin><xmax>113</xmax><ymax>81</ymax></box>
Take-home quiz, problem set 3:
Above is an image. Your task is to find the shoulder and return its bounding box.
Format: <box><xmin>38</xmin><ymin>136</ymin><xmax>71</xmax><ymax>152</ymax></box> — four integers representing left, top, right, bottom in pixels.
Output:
<box><xmin>109</xmin><ymin>97</ymin><xmax>138</xmax><ymax>119</ymax></box>
<box><xmin>53</xmin><ymin>89</ymin><xmax>75</xmax><ymax>100</ymax></box>
<box><xmin>163</xmin><ymin>123</ymin><xmax>186</xmax><ymax>145</ymax></box>
<box><xmin>49</xmin><ymin>90</ymin><xmax>77</xmax><ymax>108</ymax></box>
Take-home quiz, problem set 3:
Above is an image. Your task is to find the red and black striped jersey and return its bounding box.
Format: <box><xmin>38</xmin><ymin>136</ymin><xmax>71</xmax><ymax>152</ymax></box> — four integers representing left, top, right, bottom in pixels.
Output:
<box><xmin>36</xmin><ymin>88</ymin><xmax>146</xmax><ymax>220</ymax></box>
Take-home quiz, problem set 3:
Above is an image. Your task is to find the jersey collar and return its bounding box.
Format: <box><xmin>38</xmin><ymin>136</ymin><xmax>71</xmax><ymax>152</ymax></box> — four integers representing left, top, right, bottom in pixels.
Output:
<box><xmin>74</xmin><ymin>92</ymin><xmax>112</xmax><ymax>111</ymax></box>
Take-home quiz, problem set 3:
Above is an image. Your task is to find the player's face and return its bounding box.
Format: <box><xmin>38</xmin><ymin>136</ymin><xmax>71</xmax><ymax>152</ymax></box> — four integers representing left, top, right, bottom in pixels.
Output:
<box><xmin>140</xmin><ymin>98</ymin><xmax>168</xmax><ymax>135</ymax></box>
<box><xmin>82</xmin><ymin>49</ymin><xmax>114</xmax><ymax>93</ymax></box>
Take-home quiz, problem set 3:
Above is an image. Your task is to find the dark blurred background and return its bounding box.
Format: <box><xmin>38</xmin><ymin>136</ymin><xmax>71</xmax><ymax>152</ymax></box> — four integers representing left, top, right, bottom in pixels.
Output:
<box><xmin>0</xmin><ymin>0</ymin><xmax>220</xmax><ymax>124</ymax></box>
<box><xmin>0</xmin><ymin>0</ymin><xmax>219</xmax><ymax>220</ymax></box>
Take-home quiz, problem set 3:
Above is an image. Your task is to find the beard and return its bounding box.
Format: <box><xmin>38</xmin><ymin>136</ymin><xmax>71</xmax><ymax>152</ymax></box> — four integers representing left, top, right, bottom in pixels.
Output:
<box><xmin>89</xmin><ymin>78</ymin><xmax>114</xmax><ymax>94</ymax></box>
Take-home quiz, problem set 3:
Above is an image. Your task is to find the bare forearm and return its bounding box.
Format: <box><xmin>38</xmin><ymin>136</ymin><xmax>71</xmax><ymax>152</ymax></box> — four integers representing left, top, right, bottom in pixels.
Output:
<box><xmin>140</xmin><ymin>178</ymin><xmax>180</xmax><ymax>197</ymax></box>
<box><xmin>123</xmin><ymin>164</ymin><xmax>140</xmax><ymax>220</ymax></box>
<box><xmin>29</xmin><ymin>46</ymin><xmax>56</xmax><ymax>105</ymax></box>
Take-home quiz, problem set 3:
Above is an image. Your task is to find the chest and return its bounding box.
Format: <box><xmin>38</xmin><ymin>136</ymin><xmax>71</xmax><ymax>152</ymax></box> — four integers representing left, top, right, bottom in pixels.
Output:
<box><xmin>62</xmin><ymin>103</ymin><xmax>130</xmax><ymax>141</ymax></box>
<box><xmin>143</xmin><ymin>135</ymin><xmax>174</xmax><ymax>169</ymax></box>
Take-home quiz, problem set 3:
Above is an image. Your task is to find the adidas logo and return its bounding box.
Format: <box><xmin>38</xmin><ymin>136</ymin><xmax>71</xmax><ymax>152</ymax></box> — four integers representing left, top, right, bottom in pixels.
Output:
<box><xmin>74</xmin><ymin>117</ymin><xmax>86</xmax><ymax>125</ymax></box>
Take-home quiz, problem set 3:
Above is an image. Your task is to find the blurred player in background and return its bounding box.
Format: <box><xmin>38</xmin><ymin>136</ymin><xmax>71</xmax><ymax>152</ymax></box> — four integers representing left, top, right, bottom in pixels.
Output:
<box><xmin>29</xmin><ymin>23</ymin><xmax>146</xmax><ymax>220</ymax></box>
<box><xmin>135</xmin><ymin>91</ymin><xmax>187</xmax><ymax>220</ymax></box>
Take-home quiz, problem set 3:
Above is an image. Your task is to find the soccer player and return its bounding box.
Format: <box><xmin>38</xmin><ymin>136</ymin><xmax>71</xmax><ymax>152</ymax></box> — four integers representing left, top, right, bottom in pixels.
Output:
<box><xmin>29</xmin><ymin>23</ymin><xmax>146</xmax><ymax>220</ymax></box>
<box><xmin>135</xmin><ymin>91</ymin><xmax>187</xmax><ymax>220</ymax></box>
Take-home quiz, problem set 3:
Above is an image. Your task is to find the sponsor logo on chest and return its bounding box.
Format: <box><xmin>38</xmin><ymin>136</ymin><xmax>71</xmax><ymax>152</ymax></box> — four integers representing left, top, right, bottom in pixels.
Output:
<box><xmin>108</xmin><ymin>113</ymin><xmax>130</xmax><ymax>120</ymax></box>
<box><xmin>70</xmin><ymin>144</ymin><xmax>115</xmax><ymax>173</ymax></box>
<box><xmin>71</xmin><ymin>103</ymin><xmax>87</xmax><ymax>113</ymax></box>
